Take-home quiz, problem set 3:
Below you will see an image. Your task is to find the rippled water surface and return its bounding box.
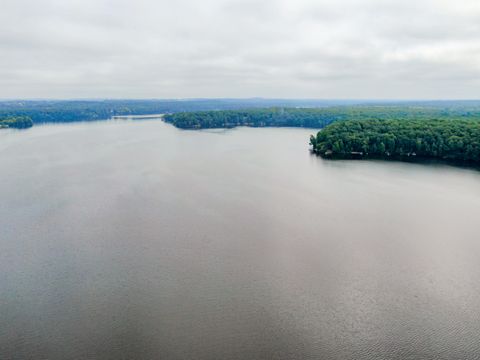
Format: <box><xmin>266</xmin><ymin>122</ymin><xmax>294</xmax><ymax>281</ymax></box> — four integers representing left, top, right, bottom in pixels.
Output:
<box><xmin>1</xmin><ymin>120</ymin><xmax>480</xmax><ymax>359</ymax></box>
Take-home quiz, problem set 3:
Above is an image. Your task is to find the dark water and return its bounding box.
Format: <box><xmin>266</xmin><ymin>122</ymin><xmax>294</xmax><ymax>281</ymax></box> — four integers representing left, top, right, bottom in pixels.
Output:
<box><xmin>1</xmin><ymin>120</ymin><xmax>480</xmax><ymax>360</ymax></box>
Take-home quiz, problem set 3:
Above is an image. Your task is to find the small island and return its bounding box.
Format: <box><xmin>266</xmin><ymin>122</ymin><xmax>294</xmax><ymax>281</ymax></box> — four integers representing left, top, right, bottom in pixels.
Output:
<box><xmin>0</xmin><ymin>116</ymin><xmax>33</xmax><ymax>129</ymax></box>
<box><xmin>310</xmin><ymin>119</ymin><xmax>480</xmax><ymax>165</ymax></box>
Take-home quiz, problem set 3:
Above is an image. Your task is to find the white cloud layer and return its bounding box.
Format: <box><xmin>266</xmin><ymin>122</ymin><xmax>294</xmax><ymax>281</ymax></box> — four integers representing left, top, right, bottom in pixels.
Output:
<box><xmin>1</xmin><ymin>0</ymin><xmax>479</xmax><ymax>98</ymax></box>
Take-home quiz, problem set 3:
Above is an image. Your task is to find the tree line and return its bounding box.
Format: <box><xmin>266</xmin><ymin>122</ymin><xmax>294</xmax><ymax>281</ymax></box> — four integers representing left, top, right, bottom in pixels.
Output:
<box><xmin>0</xmin><ymin>99</ymin><xmax>355</xmax><ymax>124</ymax></box>
<box><xmin>163</xmin><ymin>105</ymin><xmax>480</xmax><ymax>129</ymax></box>
<box><xmin>1</xmin><ymin>100</ymin><xmax>480</xmax><ymax>129</ymax></box>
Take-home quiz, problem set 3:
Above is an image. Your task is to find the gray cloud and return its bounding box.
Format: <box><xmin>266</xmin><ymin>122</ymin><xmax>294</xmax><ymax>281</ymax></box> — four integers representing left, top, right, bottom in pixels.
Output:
<box><xmin>0</xmin><ymin>0</ymin><xmax>479</xmax><ymax>99</ymax></box>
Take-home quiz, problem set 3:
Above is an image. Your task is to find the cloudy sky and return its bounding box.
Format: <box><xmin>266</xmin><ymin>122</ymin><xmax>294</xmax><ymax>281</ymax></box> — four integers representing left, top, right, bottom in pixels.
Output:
<box><xmin>1</xmin><ymin>0</ymin><xmax>479</xmax><ymax>99</ymax></box>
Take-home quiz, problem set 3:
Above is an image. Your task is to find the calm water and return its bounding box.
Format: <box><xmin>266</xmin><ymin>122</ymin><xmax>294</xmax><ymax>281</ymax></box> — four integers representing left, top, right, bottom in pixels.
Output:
<box><xmin>1</xmin><ymin>120</ymin><xmax>480</xmax><ymax>360</ymax></box>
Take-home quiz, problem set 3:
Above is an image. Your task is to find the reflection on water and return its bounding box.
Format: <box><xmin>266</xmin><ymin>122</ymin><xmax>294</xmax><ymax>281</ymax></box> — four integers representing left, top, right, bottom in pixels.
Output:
<box><xmin>1</xmin><ymin>120</ymin><xmax>480</xmax><ymax>359</ymax></box>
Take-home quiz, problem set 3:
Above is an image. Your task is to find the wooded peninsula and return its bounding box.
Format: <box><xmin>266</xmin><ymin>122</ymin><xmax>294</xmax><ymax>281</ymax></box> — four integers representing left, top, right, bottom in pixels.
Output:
<box><xmin>310</xmin><ymin>119</ymin><xmax>480</xmax><ymax>165</ymax></box>
<box><xmin>163</xmin><ymin>104</ymin><xmax>480</xmax><ymax>129</ymax></box>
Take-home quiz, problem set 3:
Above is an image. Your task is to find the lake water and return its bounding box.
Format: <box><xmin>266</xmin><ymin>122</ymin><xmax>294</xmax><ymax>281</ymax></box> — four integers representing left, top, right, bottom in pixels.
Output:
<box><xmin>1</xmin><ymin>120</ymin><xmax>480</xmax><ymax>360</ymax></box>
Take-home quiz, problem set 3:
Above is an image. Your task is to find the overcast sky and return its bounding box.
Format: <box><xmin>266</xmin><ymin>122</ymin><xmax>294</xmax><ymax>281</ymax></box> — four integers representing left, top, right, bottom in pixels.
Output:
<box><xmin>1</xmin><ymin>0</ymin><xmax>479</xmax><ymax>99</ymax></box>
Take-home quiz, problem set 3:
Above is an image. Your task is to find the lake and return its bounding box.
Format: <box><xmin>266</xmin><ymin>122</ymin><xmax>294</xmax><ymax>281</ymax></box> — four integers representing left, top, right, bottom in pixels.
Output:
<box><xmin>1</xmin><ymin>119</ymin><xmax>480</xmax><ymax>360</ymax></box>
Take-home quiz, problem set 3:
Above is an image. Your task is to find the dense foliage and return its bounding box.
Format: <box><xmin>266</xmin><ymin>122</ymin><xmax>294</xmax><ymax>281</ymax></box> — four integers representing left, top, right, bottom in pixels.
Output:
<box><xmin>311</xmin><ymin>119</ymin><xmax>480</xmax><ymax>164</ymax></box>
<box><xmin>164</xmin><ymin>108</ymin><xmax>342</xmax><ymax>128</ymax></box>
<box><xmin>164</xmin><ymin>103</ymin><xmax>480</xmax><ymax>129</ymax></box>
<box><xmin>0</xmin><ymin>116</ymin><xmax>33</xmax><ymax>129</ymax></box>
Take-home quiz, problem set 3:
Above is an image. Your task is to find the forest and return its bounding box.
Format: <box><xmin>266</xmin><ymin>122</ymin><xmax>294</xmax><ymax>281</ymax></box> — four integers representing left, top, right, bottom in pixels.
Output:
<box><xmin>0</xmin><ymin>116</ymin><xmax>33</xmax><ymax>129</ymax></box>
<box><xmin>310</xmin><ymin>119</ymin><xmax>480</xmax><ymax>164</ymax></box>
<box><xmin>163</xmin><ymin>104</ymin><xmax>480</xmax><ymax>129</ymax></box>
<box><xmin>1</xmin><ymin>100</ymin><xmax>480</xmax><ymax>130</ymax></box>
<box><xmin>164</xmin><ymin>107</ymin><xmax>339</xmax><ymax>128</ymax></box>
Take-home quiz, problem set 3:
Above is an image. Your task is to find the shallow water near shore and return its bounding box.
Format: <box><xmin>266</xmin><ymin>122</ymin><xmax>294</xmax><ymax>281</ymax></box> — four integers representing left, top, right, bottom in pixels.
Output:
<box><xmin>1</xmin><ymin>119</ymin><xmax>480</xmax><ymax>360</ymax></box>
